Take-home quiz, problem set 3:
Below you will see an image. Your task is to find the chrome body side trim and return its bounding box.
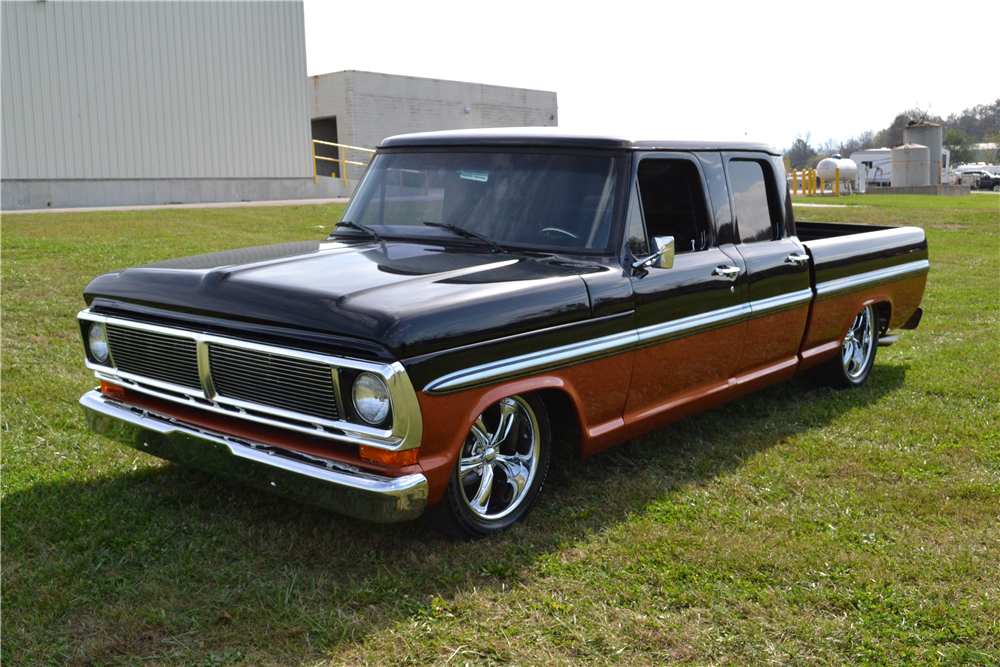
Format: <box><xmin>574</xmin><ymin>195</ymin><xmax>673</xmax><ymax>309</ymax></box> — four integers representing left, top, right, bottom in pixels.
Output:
<box><xmin>78</xmin><ymin>310</ymin><xmax>423</xmax><ymax>451</ymax></box>
<box><xmin>815</xmin><ymin>260</ymin><xmax>930</xmax><ymax>300</ymax></box>
<box><xmin>747</xmin><ymin>288</ymin><xmax>814</xmax><ymax>318</ymax></box>
<box><xmin>79</xmin><ymin>391</ymin><xmax>428</xmax><ymax>523</ymax></box>
<box><xmin>635</xmin><ymin>303</ymin><xmax>750</xmax><ymax>346</ymax></box>
<box><xmin>423</xmin><ymin>261</ymin><xmax>926</xmax><ymax>395</ymax></box>
<box><xmin>425</xmin><ymin>303</ymin><xmax>752</xmax><ymax>395</ymax></box>
<box><xmin>424</xmin><ymin>329</ymin><xmax>639</xmax><ymax>395</ymax></box>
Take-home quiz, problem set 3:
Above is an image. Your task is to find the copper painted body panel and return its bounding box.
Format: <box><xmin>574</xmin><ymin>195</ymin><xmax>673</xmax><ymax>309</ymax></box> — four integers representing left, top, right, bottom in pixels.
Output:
<box><xmin>799</xmin><ymin>274</ymin><xmax>928</xmax><ymax>371</ymax></box>
<box><xmin>625</xmin><ymin>322</ymin><xmax>745</xmax><ymax>425</ymax></box>
<box><xmin>739</xmin><ymin>306</ymin><xmax>811</xmax><ymax>383</ymax></box>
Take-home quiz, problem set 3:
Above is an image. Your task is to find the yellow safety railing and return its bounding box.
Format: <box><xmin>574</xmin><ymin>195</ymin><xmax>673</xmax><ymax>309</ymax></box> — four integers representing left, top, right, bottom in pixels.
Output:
<box><xmin>791</xmin><ymin>169</ymin><xmax>818</xmax><ymax>196</ymax></box>
<box><xmin>312</xmin><ymin>140</ymin><xmax>376</xmax><ymax>186</ymax></box>
<box><xmin>794</xmin><ymin>167</ymin><xmax>851</xmax><ymax>196</ymax></box>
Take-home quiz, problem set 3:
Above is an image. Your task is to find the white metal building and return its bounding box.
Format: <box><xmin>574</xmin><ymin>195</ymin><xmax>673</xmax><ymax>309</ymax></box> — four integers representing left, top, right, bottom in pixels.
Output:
<box><xmin>1</xmin><ymin>1</ymin><xmax>314</xmax><ymax>210</ymax></box>
<box><xmin>310</xmin><ymin>70</ymin><xmax>558</xmax><ymax>189</ymax></box>
<box><xmin>2</xmin><ymin>3</ymin><xmax>560</xmax><ymax>210</ymax></box>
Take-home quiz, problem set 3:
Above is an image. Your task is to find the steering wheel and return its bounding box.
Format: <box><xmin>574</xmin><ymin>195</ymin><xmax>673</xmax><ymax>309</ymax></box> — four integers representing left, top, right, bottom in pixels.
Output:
<box><xmin>540</xmin><ymin>227</ymin><xmax>578</xmax><ymax>239</ymax></box>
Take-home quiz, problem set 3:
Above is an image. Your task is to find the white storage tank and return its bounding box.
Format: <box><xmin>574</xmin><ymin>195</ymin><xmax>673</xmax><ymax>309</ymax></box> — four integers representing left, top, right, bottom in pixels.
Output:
<box><xmin>904</xmin><ymin>122</ymin><xmax>943</xmax><ymax>185</ymax></box>
<box><xmin>891</xmin><ymin>144</ymin><xmax>931</xmax><ymax>187</ymax></box>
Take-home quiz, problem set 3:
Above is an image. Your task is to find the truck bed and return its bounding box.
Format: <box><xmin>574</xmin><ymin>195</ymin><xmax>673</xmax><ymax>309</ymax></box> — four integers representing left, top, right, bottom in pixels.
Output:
<box><xmin>792</xmin><ymin>220</ymin><xmax>929</xmax><ymax>371</ymax></box>
<box><xmin>796</xmin><ymin>221</ymin><xmax>929</xmax><ymax>288</ymax></box>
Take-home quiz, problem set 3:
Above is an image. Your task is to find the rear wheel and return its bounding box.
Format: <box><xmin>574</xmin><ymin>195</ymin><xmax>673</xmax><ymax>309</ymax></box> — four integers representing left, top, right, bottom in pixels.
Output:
<box><xmin>429</xmin><ymin>394</ymin><xmax>550</xmax><ymax>539</ymax></box>
<box><xmin>809</xmin><ymin>304</ymin><xmax>879</xmax><ymax>389</ymax></box>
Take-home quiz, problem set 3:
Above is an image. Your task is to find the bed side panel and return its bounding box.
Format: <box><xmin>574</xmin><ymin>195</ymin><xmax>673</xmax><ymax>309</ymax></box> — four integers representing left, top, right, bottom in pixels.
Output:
<box><xmin>799</xmin><ymin>225</ymin><xmax>928</xmax><ymax>370</ymax></box>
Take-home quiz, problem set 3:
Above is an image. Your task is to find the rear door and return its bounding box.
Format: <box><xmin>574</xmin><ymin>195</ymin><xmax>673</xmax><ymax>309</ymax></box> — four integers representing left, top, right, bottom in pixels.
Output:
<box><xmin>723</xmin><ymin>153</ymin><xmax>812</xmax><ymax>387</ymax></box>
<box><xmin>623</xmin><ymin>153</ymin><xmax>748</xmax><ymax>426</ymax></box>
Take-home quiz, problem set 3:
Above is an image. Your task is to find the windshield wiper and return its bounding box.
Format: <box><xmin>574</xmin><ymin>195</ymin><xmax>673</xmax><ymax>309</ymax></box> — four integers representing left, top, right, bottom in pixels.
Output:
<box><xmin>333</xmin><ymin>221</ymin><xmax>382</xmax><ymax>242</ymax></box>
<box><xmin>423</xmin><ymin>222</ymin><xmax>505</xmax><ymax>254</ymax></box>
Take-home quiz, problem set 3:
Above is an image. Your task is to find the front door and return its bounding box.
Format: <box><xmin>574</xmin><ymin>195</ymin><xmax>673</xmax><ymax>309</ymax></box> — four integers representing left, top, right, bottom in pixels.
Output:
<box><xmin>623</xmin><ymin>154</ymin><xmax>748</xmax><ymax>429</ymax></box>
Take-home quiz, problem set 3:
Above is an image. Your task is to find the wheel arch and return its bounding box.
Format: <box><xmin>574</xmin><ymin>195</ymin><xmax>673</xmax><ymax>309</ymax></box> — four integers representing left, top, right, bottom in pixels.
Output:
<box><xmin>416</xmin><ymin>376</ymin><xmax>591</xmax><ymax>505</ymax></box>
<box><xmin>531</xmin><ymin>387</ymin><xmax>584</xmax><ymax>460</ymax></box>
<box><xmin>873</xmin><ymin>300</ymin><xmax>892</xmax><ymax>336</ymax></box>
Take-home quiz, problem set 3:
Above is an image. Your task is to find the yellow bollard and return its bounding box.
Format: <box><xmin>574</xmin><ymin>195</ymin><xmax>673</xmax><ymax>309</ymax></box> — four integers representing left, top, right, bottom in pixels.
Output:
<box><xmin>793</xmin><ymin>170</ymin><xmax>798</xmax><ymax>195</ymax></box>
<box><xmin>812</xmin><ymin>169</ymin><xmax>817</xmax><ymax>195</ymax></box>
<box><xmin>835</xmin><ymin>167</ymin><xmax>840</xmax><ymax>197</ymax></box>
<box><xmin>312</xmin><ymin>140</ymin><xmax>317</xmax><ymax>184</ymax></box>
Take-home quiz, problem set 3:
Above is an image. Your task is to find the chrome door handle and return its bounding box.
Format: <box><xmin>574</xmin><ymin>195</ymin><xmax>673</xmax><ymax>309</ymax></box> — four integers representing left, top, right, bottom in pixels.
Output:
<box><xmin>785</xmin><ymin>252</ymin><xmax>810</xmax><ymax>265</ymax></box>
<box><xmin>712</xmin><ymin>265</ymin><xmax>741</xmax><ymax>278</ymax></box>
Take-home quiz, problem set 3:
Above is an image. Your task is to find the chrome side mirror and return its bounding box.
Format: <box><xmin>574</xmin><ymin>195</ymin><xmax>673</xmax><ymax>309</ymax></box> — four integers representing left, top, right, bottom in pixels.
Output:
<box><xmin>632</xmin><ymin>236</ymin><xmax>675</xmax><ymax>271</ymax></box>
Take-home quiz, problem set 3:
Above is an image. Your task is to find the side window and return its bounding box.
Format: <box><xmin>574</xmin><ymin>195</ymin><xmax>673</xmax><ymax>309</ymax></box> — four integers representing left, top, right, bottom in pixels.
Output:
<box><xmin>728</xmin><ymin>160</ymin><xmax>779</xmax><ymax>243</ymax></box>
<box><xmin>635</xmin><ymin>159</ymin><xmax>711</xmax><ymax>255</ymax></box>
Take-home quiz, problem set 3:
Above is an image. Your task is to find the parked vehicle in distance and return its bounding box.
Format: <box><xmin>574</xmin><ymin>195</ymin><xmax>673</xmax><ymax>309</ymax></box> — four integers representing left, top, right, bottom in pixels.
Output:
<box><xmin>977</xmin><ymin>173</ymin><xmax>1000</xmax><ymax>191</ymax></box>
<box><xmin>77</xmin><ymin>130</ymin><xmax>929</xmax><ymax>538</ymax></box>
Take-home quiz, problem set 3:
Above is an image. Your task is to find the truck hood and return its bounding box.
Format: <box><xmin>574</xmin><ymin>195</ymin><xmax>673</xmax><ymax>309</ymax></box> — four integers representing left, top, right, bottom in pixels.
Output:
<box><xmin>84</xmin><ymin>240</ymin><xmax>601</xmax><ymax>358</ymax></box>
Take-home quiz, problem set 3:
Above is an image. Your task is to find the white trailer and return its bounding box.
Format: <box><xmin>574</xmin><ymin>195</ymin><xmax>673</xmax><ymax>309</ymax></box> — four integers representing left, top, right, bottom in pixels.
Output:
<box><xmin>849</xmin><ymin>148</ymin><xmax>893</xmax><ymax>186</ymax></box>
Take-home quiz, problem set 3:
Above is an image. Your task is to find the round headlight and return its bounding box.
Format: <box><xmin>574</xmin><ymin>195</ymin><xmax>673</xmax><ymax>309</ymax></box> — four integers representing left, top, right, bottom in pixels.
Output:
<box><xmin>88</xmin><ymin>322</ymin><xmax>109</xmax><ymax>363</ymax></box>
<box><xmin>352</xmin><ymin>372</ymin><xmax>391</xmax><ymax>424</ymax></box>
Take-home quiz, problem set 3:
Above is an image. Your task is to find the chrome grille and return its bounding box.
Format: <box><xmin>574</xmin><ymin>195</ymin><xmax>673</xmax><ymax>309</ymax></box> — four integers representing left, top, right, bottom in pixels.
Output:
<box><xmin>208</xmin><ymin>344</ymin><xmax>340</xmax><ymax>421</ymax></box>
<box><xmin>106</xmin><ymin>324</ymin><xmax>201</xmax><ymax>390</ymax></box>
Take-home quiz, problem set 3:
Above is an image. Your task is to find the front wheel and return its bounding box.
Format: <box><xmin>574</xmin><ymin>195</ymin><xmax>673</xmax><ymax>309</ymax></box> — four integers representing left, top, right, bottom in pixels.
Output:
<box><xmin>428</xmin><ymin>394</ymin><xmax>550</xmax><ymax>539</ymax></box>
<box><xmin>809</xmin><ymin>304</ymin><xmax>879</xmax><ymax>389</ymax></box>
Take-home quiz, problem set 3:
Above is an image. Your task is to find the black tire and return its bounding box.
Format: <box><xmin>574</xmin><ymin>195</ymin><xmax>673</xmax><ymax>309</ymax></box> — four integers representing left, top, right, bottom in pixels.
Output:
<box><xmin>427</xmin><ymin>393</ymin><xmax>551</xmax><ymax>540</ymax></box>
<box><xmin>808</xmin><ymin>304</ymin><xmax>879</xmax><ymax>389</ymax></box>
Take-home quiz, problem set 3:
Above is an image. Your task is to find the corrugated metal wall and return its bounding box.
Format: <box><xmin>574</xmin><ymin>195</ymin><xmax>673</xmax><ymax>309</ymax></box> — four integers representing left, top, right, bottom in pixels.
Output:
<box><xmin>1</xmin><ymin>0</ymin><xmax>312</xmax><ymax>180</ymax></box>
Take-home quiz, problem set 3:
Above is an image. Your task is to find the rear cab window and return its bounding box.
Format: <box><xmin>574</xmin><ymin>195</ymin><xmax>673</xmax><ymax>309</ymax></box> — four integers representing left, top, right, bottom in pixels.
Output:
<box><xmin>727</xmin><ymin>159</ymin><xmax>782</xmax><ymax>244</ymax></box>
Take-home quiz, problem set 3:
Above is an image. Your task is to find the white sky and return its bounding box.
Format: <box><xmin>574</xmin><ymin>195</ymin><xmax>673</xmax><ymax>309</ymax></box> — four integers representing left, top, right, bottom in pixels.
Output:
<box><xmin>304</xmin><ymin>1</ymin><xmax>999</xmax><ymax>151</ymax></box>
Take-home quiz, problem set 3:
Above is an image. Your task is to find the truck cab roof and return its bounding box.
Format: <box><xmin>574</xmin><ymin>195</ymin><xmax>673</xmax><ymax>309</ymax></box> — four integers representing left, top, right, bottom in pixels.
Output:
<box><xmin>379</xmin><ymin>127</ymin><xmax>781</xmax><ymax>155</ymax></box>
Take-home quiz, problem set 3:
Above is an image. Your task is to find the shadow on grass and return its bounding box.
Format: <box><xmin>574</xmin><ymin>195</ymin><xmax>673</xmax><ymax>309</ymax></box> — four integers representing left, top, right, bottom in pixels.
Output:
<box><xmin>2</xmin><ymin>366</ymin><xmax>907</xmax><ymax>665</ymax></box>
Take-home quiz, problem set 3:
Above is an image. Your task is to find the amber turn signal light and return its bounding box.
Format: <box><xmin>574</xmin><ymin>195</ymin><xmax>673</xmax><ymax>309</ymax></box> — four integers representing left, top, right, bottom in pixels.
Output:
<box><xmin>359</xmin><ymin>445</ymin><xmax>418</xmax><ymax>467</ymax></box>
<box><xmin>99</xmin><ymin>380</ymin><xmax>127</xmax><ymax>399</ymax></box>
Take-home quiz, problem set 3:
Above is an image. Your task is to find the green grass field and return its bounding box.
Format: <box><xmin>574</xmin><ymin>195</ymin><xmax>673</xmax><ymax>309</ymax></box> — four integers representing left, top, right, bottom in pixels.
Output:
<box><xmin>2</xmin><ymin>194</ymin><xmax>998</xmax><ymax>665</ymax></box>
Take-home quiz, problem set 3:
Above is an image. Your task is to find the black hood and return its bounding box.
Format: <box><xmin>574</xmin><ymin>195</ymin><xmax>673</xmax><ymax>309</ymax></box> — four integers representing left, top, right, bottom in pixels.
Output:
<box><xmin>84</xmin><ymin>240</ymin><xmax>603</xmax><ymax>359</ymax></box>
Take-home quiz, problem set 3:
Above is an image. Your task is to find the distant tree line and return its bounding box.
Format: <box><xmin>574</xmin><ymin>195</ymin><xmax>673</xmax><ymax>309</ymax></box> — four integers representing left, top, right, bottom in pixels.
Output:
<box><xmin>784</xmin><ymin>99</ymin><xmax>1000</xmax><ymax>170</ymax></box>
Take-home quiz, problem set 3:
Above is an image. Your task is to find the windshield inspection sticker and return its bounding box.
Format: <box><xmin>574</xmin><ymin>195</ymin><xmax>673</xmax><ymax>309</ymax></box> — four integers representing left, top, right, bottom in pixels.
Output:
<box><xmin>459</xmin><ymin>169</ymin><xmax>489</xmax><ymax>182</ymax></box>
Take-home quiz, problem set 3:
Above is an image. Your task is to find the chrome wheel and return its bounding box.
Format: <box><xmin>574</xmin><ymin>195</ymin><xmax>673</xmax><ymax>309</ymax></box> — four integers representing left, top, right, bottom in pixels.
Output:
<box><xmin>842</xmin><ymin>305</ymin><xmax>875</xmax><ymax>381</ymax></box>
<box><xmin>457</xmin><ymin>396</ymin><xmax>541</xmax><ymax>521</ymax></box>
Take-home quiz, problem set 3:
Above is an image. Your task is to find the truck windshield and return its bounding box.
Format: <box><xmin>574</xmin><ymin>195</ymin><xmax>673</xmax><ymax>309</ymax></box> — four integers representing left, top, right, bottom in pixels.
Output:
<box><xmin>339</xmin><ymin>152</ymin><xmax>623</xmax><ymax>252</ymax></box>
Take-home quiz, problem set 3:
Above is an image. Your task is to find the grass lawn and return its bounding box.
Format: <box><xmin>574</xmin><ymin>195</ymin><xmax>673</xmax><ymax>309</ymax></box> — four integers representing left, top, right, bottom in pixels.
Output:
<box><xmin>2</xmin><ymin>195</ymin><xmax>998</xmax><ymax>665</ymax></box>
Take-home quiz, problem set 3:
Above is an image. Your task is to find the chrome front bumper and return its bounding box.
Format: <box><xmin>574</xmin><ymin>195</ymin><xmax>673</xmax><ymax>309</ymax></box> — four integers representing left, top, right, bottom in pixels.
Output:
<box><xmin>79</xmin><ymin>390</ymin><xmax>428</xmax><ymax>523</ymax></box>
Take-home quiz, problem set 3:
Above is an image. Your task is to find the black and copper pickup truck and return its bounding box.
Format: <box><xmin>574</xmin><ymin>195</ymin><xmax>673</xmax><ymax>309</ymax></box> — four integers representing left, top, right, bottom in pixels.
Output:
<box><xmin>77</xmin><ymin>130</ymin><xmax>928</xmax><ymax>538</ymax></box>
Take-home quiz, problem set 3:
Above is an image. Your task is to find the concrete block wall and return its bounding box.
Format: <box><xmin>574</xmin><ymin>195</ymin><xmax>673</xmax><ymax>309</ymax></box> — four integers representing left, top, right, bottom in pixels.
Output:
<box><xmin>311</xmin><ymin>70</ymin><xmax>558</xmax><ymax>187</ymax></box>
<box><xmin>1</xmin><ymin>178</ymin><xmax>353</xmax><ymax>211</ymax></box>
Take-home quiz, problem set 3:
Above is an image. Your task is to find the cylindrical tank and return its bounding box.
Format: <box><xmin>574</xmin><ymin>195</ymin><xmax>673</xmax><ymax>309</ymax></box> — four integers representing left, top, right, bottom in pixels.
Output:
<box><xmin>891</xmin><ymin>144</ymin><xmax>930</xmax><ymax>187</ymax></box>
<box><xmin>904</xmin><ymin>122</ymin><xmax>943</xmax><ymax>184</ymax></box>
<box><xmin>816</xmin><ymin>156</ymin><xmax>858</xmax><ymax>184</ymax></box>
